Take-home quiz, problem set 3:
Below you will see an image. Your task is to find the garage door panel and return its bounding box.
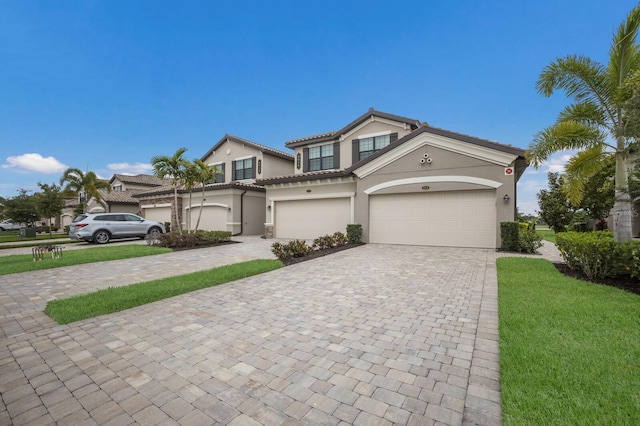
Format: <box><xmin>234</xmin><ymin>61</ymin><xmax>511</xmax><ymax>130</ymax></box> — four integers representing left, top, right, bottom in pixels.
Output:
<box><xmin>275</xmin><ymin>198</ymin><xmax>350</xmax><ymax>240</ymax></box>
<box><xmin>369</xmin><ymin>190</ymin><xmax>496</xmax><ymax>248</ymax></box>
<box><xmin>191</xmin><ymin>207</ymin><xmax>227</xmax><ymax>231</ymax></box>
<box><xmin>144</xmin><ymin>207</ymin><xmax>171</xmax><ymax>224</ymax></box>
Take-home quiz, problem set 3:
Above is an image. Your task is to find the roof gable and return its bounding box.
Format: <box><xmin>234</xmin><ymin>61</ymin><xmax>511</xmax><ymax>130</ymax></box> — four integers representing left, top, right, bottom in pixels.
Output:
<box><xmin>200</xmin><ymin>134</ymin><xmax>293</xmax><ymax>162</ymax></box>
<box><xmin>285</xmin><ymin>108</ymin><xmax>421</xmax><ymax>148</ymax></box>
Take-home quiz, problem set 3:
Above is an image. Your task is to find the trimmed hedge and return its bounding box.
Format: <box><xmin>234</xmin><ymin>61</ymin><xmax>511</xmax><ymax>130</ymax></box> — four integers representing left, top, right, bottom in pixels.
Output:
<box><xmin>501</xmin><ymin>221</ymin><xmax>542</xmax><ymax>253</ymax></box>
<box><xmin>346</xmin><ymin>224</ymin><xmax>363</xmax><ymax>244</ymax></box>
<box><xmin>556</xmin><ymin>231</ymin><xmax>640</xmax><ymax>280</ymax></box>
<box><xmin>156</xmin><ymin>230</ymin><xmax>232</xmax><ymax>248</ymax></box>
<box><xmin>271</xmin><ymin>240</ymin><xmax>313</xmax><ymax>261</ymax></box>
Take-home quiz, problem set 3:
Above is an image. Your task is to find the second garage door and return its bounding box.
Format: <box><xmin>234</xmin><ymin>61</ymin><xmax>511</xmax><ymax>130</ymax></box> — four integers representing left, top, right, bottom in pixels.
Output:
<box><xmin>275</xmin><ymin>198</ymin><xmax>351</xmax><ymax>239</ymax></box>
<box><xmin>369</xmin><ymin>190</ymin><xmax>496</xmax><ymax>248</ymax></box>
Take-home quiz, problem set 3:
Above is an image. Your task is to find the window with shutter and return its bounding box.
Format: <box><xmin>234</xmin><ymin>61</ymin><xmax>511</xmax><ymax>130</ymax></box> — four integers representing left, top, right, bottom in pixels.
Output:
<box><xmin>306</xmin><ymin>143</ymin><xmax>336</xmax><ymax>172</ymax></box>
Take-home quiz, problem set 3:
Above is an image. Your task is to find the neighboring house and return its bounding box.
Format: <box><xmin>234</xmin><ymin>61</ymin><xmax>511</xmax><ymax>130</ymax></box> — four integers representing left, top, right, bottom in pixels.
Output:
<box><xmin>84</xmin><ymin>174</ymin><xmax>169</xmax><ymax>214</ymax></box>
<box><xmin>257</xmin><ymin>108</ymin><xmax>527</xmax><ymax>249</ymax></box>
<box><xmin>134</xmin><ymin>135</ymin><xmax>293</xmax><ymax>234</ymax></box>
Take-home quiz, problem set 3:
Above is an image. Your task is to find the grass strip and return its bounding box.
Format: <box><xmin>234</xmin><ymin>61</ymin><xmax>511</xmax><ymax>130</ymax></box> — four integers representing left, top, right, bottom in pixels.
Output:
<box><xmin>0</xmin><ymin>233</ymin><xmax>71</xmax><ymax>243</ymax></box>
<box><xmin>0</xmin><ymin>239</ymin><xmax>83</xmax><ymax>250</ymax></box>
<box><xmin>535</xmin><ymin>228</ymin><xmax>556</xmax><ymax>243</ymax></box>
<box><xmin>0</xmin><ymin>245</ymin><xmax>172</xmax><ymax>275</ymax></box>
<box><xmin>45</xmin><ymin>259</ymin><xmax>283</xmax><ymax>324</ymax></box>
<box><xmin>498</xmin><ymin>257</ymin><xmax>640</xmax><ymax>425</ymax></box>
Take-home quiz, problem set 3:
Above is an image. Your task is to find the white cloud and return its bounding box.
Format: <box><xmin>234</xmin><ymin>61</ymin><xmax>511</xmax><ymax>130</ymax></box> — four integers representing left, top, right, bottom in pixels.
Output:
<box><xmin>107</xmin><ymin>162</ymin><xmax>153</xmax><ymax>174</ymax></box>
<box><xmin>2</xmin><ymin>153</ymin><xmax>68</xmax><ymax>173</ymax></box>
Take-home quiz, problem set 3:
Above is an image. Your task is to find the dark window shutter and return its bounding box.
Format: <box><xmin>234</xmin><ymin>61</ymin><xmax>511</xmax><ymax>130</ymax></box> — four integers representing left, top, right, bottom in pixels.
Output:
<box><xmin>390</xmin><ymin>132</ymin><xmax>398</xmax><ymax>144</ymax></box>
<box><xmin>231</xmin><ymin>160</ymin><xmax>236</xmax><ymax>181</ymax></box>
<box><xmin>251</xmin><ymin>157</ymin><xmax>257</xmax><ymax>179</ymax></box>
<box><xmin>303</xmin><ymin>148</ymin><xmax>309</xmax><ymax>173</ymax></box>
<box><xmin>333</xmin><ymin>142</ymin><xmax>340</xmax><ymax>169</ymax></box>
<box><xmin>352</xmin><ymin>139</ymin><xmax>359</xmax><ymax>164</ymax></box>
<box><xmin>218</xmin><ymin>163</ymin><xmax>225</xmax><ymax>183</ymax></box>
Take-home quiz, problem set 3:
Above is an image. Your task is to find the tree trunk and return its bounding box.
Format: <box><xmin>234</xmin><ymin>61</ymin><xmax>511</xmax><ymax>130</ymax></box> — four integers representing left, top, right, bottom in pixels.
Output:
<box><xmin>188</xmin><ymin>191</ymin><xmax>193</xmax><ymax>233</ymax></box>
<box><xmin>195</xmin><ymin>185</ymin><xmax>205</xmax><ymax>231</ymax></box>
<box><xmin>173</xmin><ymin>187</ymin><xmax>182</xmax><ymax>233</ymax></box>
<box><xmin>613</xmin><ymin>151</ymin><xmax>632</xmax><ymax>241</ymax></box>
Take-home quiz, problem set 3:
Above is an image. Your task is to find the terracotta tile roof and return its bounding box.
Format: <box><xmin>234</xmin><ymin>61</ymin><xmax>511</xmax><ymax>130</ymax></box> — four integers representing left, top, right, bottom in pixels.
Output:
<box><xmin>97</xmin><ymin>189</ymin><xmax>140</xmax><ymax>204</ymax></box>
<box><xmin>200</xmin><ymin>134</ymin><xmax>294</xmax><ymax>162</ymax></box>
<box><xmin>131</xmin><ymin>181</ymin><xmax>265</xmax><ymax>198</ymax></box>
<box><xmin>256</xmin><ymin>170</ymin><xmax>352</xmax><ymax>185</ymax></box>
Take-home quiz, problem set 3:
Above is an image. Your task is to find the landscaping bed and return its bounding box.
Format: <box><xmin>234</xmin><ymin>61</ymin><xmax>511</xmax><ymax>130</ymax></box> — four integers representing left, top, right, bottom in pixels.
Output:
<box><xmin>554</xmin><ymin>262</ymin><xmax>640</xmax><ymax>296</ymax></box>
<box><xmin>281</xmin><ymin>242</ymin><xmax>364</xmax><ymax>266</ymax></box>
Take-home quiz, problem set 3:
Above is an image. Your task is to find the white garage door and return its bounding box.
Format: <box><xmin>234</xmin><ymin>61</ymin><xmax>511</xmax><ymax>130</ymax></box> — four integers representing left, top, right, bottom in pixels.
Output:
<box><xmin>190</xmin><ymin>206</ymin><xmax>227</xmax><ymax>231</ymax></box>
<box><xmin>144</xmin><ymin>207</ymin><xmax>171</xmax><ymax>225</ymax></box>
<box><xmin>275</xmin><ymin>198</ymin><xmax>350</xmax><ymax>239</ymax></box>
<box><xmin>369</xmin><ymin>190</ymin><xmax>496</xmax><ymax>248</ymax></box>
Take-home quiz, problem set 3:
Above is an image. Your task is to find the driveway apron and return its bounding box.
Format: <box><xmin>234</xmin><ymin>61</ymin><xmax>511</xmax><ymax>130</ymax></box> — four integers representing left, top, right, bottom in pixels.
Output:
<box><xmin>0</xmin><ymin>241</ymin><xmax>500</xmax><ymax>425</ymax></box>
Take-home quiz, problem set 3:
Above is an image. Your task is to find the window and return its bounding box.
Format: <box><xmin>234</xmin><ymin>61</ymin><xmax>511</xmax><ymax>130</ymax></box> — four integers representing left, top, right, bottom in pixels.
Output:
<box><xmin>303</xmin><ymin>142</ymin><xmax>340</xmax><ymax>172</ymax></box>
<box><xmin>352</xmin><ymin>133</ymin><xmax>398</xmax><ymax>163</ymax></box>
<box><xmin>112</xmin><ymin>184</ymin><xmax>123</xmax><ymax>191</ymax></box>
<box><xmin>232</xmin><ymin>157</ymin><xmax>256</xmax><ymax>180</ymax></box>
<box><xmin>206</xmin><ymin>163</ymin><xmax>225</xmax><ymax>184</ymax></box>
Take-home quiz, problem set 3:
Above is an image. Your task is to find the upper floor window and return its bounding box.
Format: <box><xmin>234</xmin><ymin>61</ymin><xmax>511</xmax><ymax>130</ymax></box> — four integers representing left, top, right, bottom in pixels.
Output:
<box><xmin>206</xmin><ymin>163</ymin><xmax>225</xmax><ymax>184</ymax></box>
<box><xmin>112</xmin><ymin>184</ymin><xmax>123</xmax><ymax>191</ymax></box>
<box><xmin>352</xmin><ymin>133</ymin><xmax>398</xmax><ymax>163</ymax></box>
<box><xmin>303</xmin><ymin>142</ymin><xmax>340</xmax><ymax>172</ymax></box>
<box><xmin>232</xmin><ymin>157</ymin><xmax>256</xmax><ymax>180</ymax></box>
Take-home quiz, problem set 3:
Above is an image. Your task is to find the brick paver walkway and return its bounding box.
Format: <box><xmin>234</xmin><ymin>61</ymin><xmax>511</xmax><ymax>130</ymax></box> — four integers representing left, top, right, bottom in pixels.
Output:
<box><xmin>1</xmin><ymin>239</ymin><xmax>501</xmax><ymax>425</ymax></box>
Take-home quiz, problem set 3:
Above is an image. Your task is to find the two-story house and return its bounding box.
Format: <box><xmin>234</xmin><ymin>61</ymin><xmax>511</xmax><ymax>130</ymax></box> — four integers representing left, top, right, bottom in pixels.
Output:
<box><xmin>258</xmin><ymin>108</ymin><xmax>527</xmax><ymax>249</ymax></box>
<box><xmin>134</xmin><ymin>135</ymin><xmax>293</xmax><ymax>234</ymax></box>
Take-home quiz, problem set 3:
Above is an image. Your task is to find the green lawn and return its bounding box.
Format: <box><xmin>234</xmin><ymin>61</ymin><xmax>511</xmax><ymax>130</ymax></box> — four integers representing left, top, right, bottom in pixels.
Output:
<box><xmin>0</xmin><ymin>232</ymin><xmax>72</xmax><ymax>244</ymax></box>
<box><xmin>45</xmin><ymin>259</ymin><xmax>283</xmax><ymax>324</ymax></box>
<box><xmin>535</xmin><ymin>228</ymin><xmax>556</xmax><ymax>243</ymax></box>
<box><xmin>0</xmin><ymin>245</ymin><xmax>172</xmax><ymax>275</ymax></box>
<box><xmin>498</xmin><ymin>257</ymin><xmax>640</xmax><ymax>425</ymax></box>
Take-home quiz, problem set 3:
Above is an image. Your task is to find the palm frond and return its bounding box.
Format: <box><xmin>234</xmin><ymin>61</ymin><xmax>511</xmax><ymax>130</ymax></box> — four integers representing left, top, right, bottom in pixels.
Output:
<box><xmin>562</xmin><ymin>147</ymin><xmax>614</xmax><ymax>205</ymax></box>
<box><xmin>609</xmin><ymin>4</ymin><xmax>640</xmax><ymax>86</ymax></box>
<box><xmin>526</xmin><ymin>120</ymin><xmax>606</xmax><ymax>166</ymax></box>
<box><xmin>557</xmin><ymin>101</ymin><xmax>608</xmax><ymax>128</ymax></box>
<box><xmin>536</xmin><ymin>55</ymin><xmax>612</xmax><ymax>104</ymax></box>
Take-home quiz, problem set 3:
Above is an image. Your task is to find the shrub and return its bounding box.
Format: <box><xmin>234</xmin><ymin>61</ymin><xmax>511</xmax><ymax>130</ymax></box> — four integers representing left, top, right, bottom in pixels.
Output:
<box><xmin>556</xmin><ymin>231</ymin><xmax>639</xmax><ymax>280</ymax></box>
<box><xmin>64</xmin><ymin>225</ymin><xmax>70</xmax><ymax>234</ymax></box>
<box><xmin>500</xmin><ymin>222</ymin><xmax>520</xmax><ymax>251</ymax></box>
<box><xmin>312</xmin><ymin>234</ymin><xmax>336</xmax><ymax>250</ymax></box>
<box><xmin>156</xmin><ymin>230</ymin><xmax>231</xmax><ymax>248</ymax></box>
<box><xmin>35</xmin><ymin>226</ymin><xmax>58</xmax><ymax>233</ymax></box>
<box><xmin>164</xmin><ymin>222</ymin><xmax>171</xmax><ymax>233</ymax></box>
<box><xmin>271</xmin><ymin>240</ymin><xmax>312</xmax><ymax>261</ymax></box>
<box><xmin>203</xmin><ymin>230</ymin><xmax>232</xmax><ymax>243</ymax></box>
<box><xmin>346</xmin><ymin>224</ymin><xmax>362</xmax><ymax>244</ymax></box>
<box><xmin>332</xmin><ymin>231</ymin><xmax>348</xmax><ymax>247</ymax></box>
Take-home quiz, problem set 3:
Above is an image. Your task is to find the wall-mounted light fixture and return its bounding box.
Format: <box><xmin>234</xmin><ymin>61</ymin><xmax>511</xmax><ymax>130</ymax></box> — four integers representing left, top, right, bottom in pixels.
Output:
<box><xmin>267</xmin><ymin>205</ymin><xmax>271</xmax><ymax>210</ymax></box>
<box><xmin>503</xmin><ymin>194</ymin><xmax>510</xmax><ymax>203</ymax></box>
<box><xmin>227</xmin><ymin>207</ymin><xmax>232</xmax><ymax>211</ymax></box>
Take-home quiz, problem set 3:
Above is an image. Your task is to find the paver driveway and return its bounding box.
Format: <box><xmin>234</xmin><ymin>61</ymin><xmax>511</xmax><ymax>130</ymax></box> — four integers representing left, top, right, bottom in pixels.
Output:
<box><xmin>0</xmin><ymin>240</ymin><xmax>501</xmax><ymax>425</ymax></box>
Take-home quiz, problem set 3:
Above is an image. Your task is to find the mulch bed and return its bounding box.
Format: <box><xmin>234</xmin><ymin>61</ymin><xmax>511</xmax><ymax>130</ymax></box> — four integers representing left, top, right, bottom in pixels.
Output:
<box><xmin>553</xmin><ymin>262</ymin><xmax>640</xmax><ymax>296</ymax></box>
<box><xmin>282</xmin><ymin>243</ymin><xmax>365</xmax><ymax>266</ymax></box>
<box><xmin>163</xmin><ymin>240</ymin><xmax>239</xmax><ymax>251</ymax></box>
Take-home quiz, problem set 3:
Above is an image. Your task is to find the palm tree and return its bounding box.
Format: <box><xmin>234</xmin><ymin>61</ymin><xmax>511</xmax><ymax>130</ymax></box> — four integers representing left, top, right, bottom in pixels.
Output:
<box><xmin>182</xmin><ymin>160</ymin><xmax>198</xmax><ymax>233</ymax></box>
<box><xmin>151</xmin><ymin>147</ymin><xmax>188</xmax><ymax>233</ymax></box>
<box><xmin>193</xmin><ymin>160</ymin><xmax>221</xmax><ymax>231</ymax></box>
<box><xmin>527</xmin><ymin>5</ymin><xmax>640</xmax><ymax>241</ymax></box>
<box><xmin>59</xmin><ymin>168</ymin><xmax>110</xmax><ymax>213</ymax></box>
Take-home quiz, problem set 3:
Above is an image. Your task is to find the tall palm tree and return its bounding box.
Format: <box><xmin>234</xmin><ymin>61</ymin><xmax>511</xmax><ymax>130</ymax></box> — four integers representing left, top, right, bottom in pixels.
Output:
<box><xmin>182</xmin><ymin>160</ymin><xmax>198</xmax><ymax>233</ymax></box>
<box><xmin>527</xmin><ymin>5</ymin><xmax>640</xmax><ymax>241</ymax></box>
<box><xmin>59</xmin><ymin>168</ymin><xmax>110</xmax><ymax>213</ymax></box>
<box><xmin>151</xmin><ymin>147</ymin><xmax>188</xmax><ymax>233</ymax></box>
<box><xmin>193</xmin><ymin>160</ymin><xmax>221</xmax><ymax>231</ymax></box>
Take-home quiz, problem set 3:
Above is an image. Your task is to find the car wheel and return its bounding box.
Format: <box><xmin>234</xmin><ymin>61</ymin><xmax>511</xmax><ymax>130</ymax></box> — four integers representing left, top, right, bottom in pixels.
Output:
<box><xmin>0</xmin><ymin>227</ymin><xmax>4</xmax><ymax>231</ymax></box>
<box><xmin>147</xmin><ymin>227</ymin><xmax>162</xmax><ymax>239</ymax></box>
<box><xmin>93</xmin><ymin>230</ymin><xmax>111</xmax><ymax>244</ymax></box>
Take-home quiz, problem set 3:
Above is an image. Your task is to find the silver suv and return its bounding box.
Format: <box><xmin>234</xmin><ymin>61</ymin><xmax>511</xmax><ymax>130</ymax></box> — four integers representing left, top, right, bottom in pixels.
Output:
<box><xmin>69</xmin><ymin>213</ymin><xmax>165</xmax><ymax>244</ymax></box>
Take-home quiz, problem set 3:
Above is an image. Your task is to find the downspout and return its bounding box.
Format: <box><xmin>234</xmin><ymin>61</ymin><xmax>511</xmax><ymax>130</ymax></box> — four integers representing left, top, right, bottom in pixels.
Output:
<box><xmin>233</xmin><ymin>190</ymin><xmax>247</xmax><ymax>236</ymax></box>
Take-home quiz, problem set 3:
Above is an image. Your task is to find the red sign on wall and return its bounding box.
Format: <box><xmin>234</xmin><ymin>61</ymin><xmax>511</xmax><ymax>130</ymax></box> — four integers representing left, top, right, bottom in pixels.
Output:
<box><xmin>504</xmin><ymin>167</ymin><xmax>514</xmax><ymax>176</ymax></box>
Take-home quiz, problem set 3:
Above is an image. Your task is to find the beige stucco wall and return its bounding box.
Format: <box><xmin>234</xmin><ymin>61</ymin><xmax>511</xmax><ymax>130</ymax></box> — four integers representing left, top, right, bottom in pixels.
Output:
<box><xmin>202</xmin><ymin>139</ymin><xmax>293</xmax><ymax>183</ymax></box>
<box><xmin>292</xmin><ymin>119</ymin><xmax>415</xmax><ymax>174</ymax></box>
<box><xmin>181</xmin><ymin>188</ymin><xmax>265</xmax><ymax>235</ymax></box>
<box><xmin>355</xmin><ymin>144</ymin><xmax>517</xmax><ymax>247</ymax></box>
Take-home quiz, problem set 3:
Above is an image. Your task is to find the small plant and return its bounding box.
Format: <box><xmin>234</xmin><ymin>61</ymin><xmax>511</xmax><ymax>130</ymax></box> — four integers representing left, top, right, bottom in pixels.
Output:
<box><xmin>312</xmin><ymin>234</ymin><xmax>335</xmax><ymax>250</ymax></box>
<box><xmin>164</xmin><ymin>221</ymin><xmax>171</xmax><ymax>233</ymax></box>
<box><xmin>500</xmin><ymin>222</ymin><xmax>519</xmax><ymax>251</ymax></box>
<box><xmin>271</xmin><ymin>240</ymin><xmax>312</xmax><ymax>261</ymax></box>
<box><xmin>332</xmin><ymin>231</ymin><xmax>348</xmax><ymax>246</ymax></box>
<box><xmin>501</xmin><ymin>221</ymin><xmax>542</xmax><ymax>253</ymax></box>
<box><xmin>346</xmin><ymin>224</ymin><xmax>362</xmax><ymax>244</ymax></box>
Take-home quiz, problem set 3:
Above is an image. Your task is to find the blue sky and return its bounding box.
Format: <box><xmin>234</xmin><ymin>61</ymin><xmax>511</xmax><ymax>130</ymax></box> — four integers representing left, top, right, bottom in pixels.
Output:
<box><xmin>1</xmin><ymin>0</ymin><xmax>638</xmax><ymax>214</ymax></box>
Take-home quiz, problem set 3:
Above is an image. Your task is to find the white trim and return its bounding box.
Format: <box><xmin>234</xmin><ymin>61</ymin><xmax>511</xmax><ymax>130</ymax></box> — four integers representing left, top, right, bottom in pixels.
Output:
<box><xmin>355</xmin><ymin>130</ymin><xmax>392</xmax><ymax>140</ymax></box>
<box><xmin>208</xmin><ymin>161</ymin><xmax>224</xmax><ymax>166</ymax></box>
<box><xmin>354</xmin><ymin>133</ymin><xmax>518</xmax><ymax>178</ymax></box>
<box><xmin>226</xmin><ymin>222</ymin><xmax>241</xmax><ymax>225</ymax></box>
<box><xmin>269</xmin><ymin>192</ymin><xmax>356</xmax><ymax>226</ymax></box>
<box><xmin>339</xmin><ymin>116</ymin><xmax>410</xmax><ymax>141</ymax></box>
<box><xmin>185</xmin><ymin>203</ymin><xmax>229</xmax><ymax>210</ymax></box>
<box><xmin>142</xmin><ymin>203</ymin><xmax>172</xmax><ymax>209</ymax></box>
<box><xmin>264</xmin><ymin>222</ymin><xmax>274</xmax><ymax>226</ymax></box>
<box><xmin>307</xmin><ymin>140</ymin><xmax>336</xmax><ymax>149</ymax></box>
<box><xmin>364</xmin><ymin>176</ymin><xmax>502</xmax><ymax>195</ymax></box>
<box><xmin>234</xmin><ymin>155</ymin><xmax>253</xmax><ymax>161</ymax></box>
